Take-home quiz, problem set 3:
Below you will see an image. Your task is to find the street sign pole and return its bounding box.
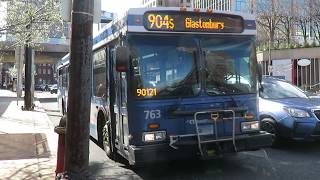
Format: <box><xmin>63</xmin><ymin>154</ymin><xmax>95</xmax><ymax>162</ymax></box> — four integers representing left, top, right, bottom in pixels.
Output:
<box><xmin>64</xmin><ymin>0</ymin><xmax>93</xmax><ymax>178</ymax></box>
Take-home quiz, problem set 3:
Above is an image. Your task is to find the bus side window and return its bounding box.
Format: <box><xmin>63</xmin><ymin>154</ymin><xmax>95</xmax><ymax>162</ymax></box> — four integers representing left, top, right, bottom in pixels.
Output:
<box><xmin>58</xmin><ymin>69</ymin><xmax>63</xmax><ymax>87</ymax></box>
<box><xmin>62</xmin><ymin>67</ymin><xmax>67</xmax><ymax>88</ymax></box>
<box><xmin>93</xmin><ymin>49</ymin><xmax>107</xmax><ymax>98</ymax></box>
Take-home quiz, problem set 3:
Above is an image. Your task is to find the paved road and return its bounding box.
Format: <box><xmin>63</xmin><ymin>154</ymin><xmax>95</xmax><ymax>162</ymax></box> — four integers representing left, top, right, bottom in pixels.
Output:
<box><xmin>37</xmin><ymin>91</ymin><xmax>61</xmax><ymax>126</ymax></box>
<box><xmin>38</xmin><ymin>92</ymin><xmax>320</xmax><ymax>180</ymax></box>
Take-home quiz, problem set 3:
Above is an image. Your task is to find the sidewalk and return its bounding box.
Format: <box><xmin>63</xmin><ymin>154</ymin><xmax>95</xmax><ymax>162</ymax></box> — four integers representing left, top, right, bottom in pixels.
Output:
<box><xmin>0</xmin><ymin>90</ymin><xmax>58</xmax><ymax>180</ymax></box>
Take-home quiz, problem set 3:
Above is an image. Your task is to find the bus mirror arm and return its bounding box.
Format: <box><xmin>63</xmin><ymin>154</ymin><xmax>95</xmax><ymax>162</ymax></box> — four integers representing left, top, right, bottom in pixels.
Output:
<box><xmin>116</xmin><ymin>46</ymin><xmax>130</xmax><ymax>72</ymax></box>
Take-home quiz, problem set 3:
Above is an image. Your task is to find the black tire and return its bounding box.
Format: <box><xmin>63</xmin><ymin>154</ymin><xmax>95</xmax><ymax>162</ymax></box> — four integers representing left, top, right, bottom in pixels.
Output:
<box><xmin>260</xmin><ymin>117</ymin><xmax>282</xmax><ymax>147</ymax></box>
<box><xmin>102</xmin><ymin>123</ymin><xmax>111</xmax><ymax>155</ymax></box>
<box><xmin>102</xmin><ymin>121</ymin><xmax>119</xmax><ymax>161</ymax></box>
<box><xmin>97</xmin><ymin>116</ymin><xmax>104</xmax><ymax>148</ymax></box>
<box><xmin>97</xmin><ymin>113</ymin><xmax>118</xmax><ymax>161</ymax></box>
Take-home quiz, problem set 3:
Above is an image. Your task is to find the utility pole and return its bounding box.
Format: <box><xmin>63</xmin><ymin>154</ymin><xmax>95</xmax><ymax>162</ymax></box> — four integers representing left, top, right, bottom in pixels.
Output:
<box><xmin>64</xmin><ymin>0</ymin><xmax>93</xmax><ymax>178</ymax></box>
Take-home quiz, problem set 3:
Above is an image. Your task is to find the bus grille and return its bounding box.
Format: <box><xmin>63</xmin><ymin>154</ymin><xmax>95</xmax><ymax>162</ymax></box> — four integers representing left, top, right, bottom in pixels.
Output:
<box><xmin>313</xmin><ymin>110</ymin><xmax>320</xmax><ymax>121</ymax></box>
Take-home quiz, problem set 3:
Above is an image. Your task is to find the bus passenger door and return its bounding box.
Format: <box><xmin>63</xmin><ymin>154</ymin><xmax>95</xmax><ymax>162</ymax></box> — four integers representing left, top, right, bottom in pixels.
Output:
<box><xmin>114</xmin><ymin>66</ymin><xmax>129</xmax><ymax>152</ymax></box>
<box><xmin>112</xmin><ymin>49</ymin><xmax>129</xmax><ymax>153</ymax></box>
<box><xmin>113</xmin><ymin>60</ymin><xmax>122</xmax><ymax>149</ymax></box>
<box><xmin>120</xmin><ymin>72</ymin><xmax>129</xmax><ymax>148</ymax></box>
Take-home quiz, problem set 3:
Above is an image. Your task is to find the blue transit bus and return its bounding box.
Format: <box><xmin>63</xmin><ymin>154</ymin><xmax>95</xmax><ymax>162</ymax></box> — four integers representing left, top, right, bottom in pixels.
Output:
<box><xmin>57</xmin><ymin>7</ymin><xmax>272</xmax><ymax>165</ymax></box>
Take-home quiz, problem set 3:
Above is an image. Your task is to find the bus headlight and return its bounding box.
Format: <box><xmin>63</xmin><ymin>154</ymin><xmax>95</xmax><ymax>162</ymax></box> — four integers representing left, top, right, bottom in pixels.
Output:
<box><xmin>143</xmin><ymin>131</ymin><xmax>166</xmax><ymax>142</ymax></box>
<box><xmin>241</xmin><ymin>121</ymin><xmax>260</xmax><ymax>132</ymax></box>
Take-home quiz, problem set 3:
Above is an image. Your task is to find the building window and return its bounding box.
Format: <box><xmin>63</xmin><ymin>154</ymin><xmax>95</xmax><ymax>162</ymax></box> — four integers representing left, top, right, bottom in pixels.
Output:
<box><xmin>158</xmin><ymin>0</ymin><xmax>162</xmax><ymax>6</ymax></box>
<box><xmin>48</xmin><ymin>69</ymin><xmax>51</xmax><ymax>75</ymax></box>
<box><xmin>236</xmin><ymin>0</ymin><xmax>241</xmax><ymax>11</ymax></box>
<box><xmin>38</xmin><ymin>68</ymin><xmax>41</xmax><ymax>74</ymax></box>
<box><xmin>43</xmin><ymin>69</ymin><xmax>46</xmax><ymax>74</ymax></box>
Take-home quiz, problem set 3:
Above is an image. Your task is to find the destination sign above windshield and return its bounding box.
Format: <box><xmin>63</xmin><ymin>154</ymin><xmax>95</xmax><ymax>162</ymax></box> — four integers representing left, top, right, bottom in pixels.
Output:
<box><xmin>143</xmin><ymin>11</ymin><xmax>244</xmax><ymax>33</ymax></box>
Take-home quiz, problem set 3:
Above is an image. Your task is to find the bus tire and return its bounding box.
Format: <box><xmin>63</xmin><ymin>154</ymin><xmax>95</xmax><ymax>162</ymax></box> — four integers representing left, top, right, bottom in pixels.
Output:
<box><xmin>97</xmin><ymin>112</ymin><xmax>117</xmax><ymax>160</ymax></box>
<box><xmin>102</xmin><ymin>121</ymin><xmax>117</xmax><ymax>160</ymax></box>
<box><xmin>97</xmin><ymin>113</ymin><xmax>105</xmax><ymax>148</ymax></box>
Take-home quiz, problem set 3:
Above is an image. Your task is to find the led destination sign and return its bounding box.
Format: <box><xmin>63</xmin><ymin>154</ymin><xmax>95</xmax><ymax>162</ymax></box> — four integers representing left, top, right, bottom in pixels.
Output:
<box><xmin>144</xmin><ymin>11</ymin><xmax>244</xmax><ymax>33</ymax></box>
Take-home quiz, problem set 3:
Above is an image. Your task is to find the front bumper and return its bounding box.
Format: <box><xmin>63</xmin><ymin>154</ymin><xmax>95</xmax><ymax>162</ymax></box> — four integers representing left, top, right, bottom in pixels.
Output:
<box><xmin>292</xmin><ymin>121</ymin><xmax>320</xmax><ymax>140</ymax></box>
<box><xmin>127</xmin><ymin>131</ymin><xmax>272</xmax><ymax>165</ymax></box>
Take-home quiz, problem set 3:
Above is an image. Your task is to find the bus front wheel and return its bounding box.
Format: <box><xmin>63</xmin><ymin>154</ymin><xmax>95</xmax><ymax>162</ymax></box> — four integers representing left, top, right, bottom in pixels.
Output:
<box><xmin>102</xmin><ymin>122</ymin><xmax>117</xmax><ymax>160</ymax></box>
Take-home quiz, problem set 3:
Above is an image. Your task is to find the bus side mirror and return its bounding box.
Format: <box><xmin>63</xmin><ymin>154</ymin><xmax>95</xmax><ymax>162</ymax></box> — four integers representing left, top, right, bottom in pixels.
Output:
<box><xmin>115</xmin><ymin>46</ymin><xmax>130</xmax><ymax>72</ymax></box>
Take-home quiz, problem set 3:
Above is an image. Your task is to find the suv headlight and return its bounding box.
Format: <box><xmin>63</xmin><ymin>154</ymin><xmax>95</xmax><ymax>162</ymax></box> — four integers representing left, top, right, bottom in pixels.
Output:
<box><xmin>283</xmin><ymin>107</ymin><xmax>310</xmax><ymax>118</ymax></box>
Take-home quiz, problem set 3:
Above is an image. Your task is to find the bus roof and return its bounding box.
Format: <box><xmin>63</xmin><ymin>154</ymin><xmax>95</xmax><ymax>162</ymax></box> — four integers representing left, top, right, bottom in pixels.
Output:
<box><xmin>92</xmin><ymin>7</ymin><xmax>256</xmax><ymax>50</ymax></box>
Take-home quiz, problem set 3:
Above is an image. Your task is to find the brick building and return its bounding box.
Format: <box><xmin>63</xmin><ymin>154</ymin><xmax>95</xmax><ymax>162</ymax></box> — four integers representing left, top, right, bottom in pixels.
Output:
<box><xmin>35</xmin><ymin>63</ymin><xmax>56</xmax><ymax>85</ymax></box>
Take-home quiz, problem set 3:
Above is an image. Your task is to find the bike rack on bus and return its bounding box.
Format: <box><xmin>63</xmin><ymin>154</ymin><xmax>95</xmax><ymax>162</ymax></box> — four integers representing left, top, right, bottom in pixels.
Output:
<box><xmin>194</xmin><ymin>110</ymin><xmax>237</xmax><ymax>157</ymax></box>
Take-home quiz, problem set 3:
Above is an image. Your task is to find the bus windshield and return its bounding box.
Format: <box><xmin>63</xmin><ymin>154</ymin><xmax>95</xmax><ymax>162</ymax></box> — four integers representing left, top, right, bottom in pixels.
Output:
<box><xmin>129</xmin><ymin>35</ymin><xmax>200</xmax><ymax>99</ymax></box>
<box><xmin>128</xmin><ymin>35</ymin><xmax>257</xmax><ymax>99</ymax></box>
<box><xmin>202</xmin><ymin>36</ymin><xmax>257</xmax><ymax>95</ymax></box>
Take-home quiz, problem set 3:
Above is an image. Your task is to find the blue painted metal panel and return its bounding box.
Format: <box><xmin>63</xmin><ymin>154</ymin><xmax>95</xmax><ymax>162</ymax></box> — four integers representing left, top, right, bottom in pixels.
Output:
<box><xmin>129</xmin><ymin>94</ymin><xmax>257</xmax><ymax>145</ymax></box>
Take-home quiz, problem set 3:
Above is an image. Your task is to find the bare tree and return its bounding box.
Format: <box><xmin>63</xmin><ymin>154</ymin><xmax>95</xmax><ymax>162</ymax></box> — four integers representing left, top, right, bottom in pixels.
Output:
<box><xmin>256</xmin><ymin>0</ymin><xmax>281</xmax><ymax>48</ymax></box>
<box><xmin>310</xmin><ymin>0</ymin><xmax>320</xmax><ymax>45</ymax></box>
<box><xmin>277</xmin><ymin>0</ymin><xmax>295</xmax><ymax>47</ymax></box>
<box><xmin>294</xmin><ymin>0</ymin><xmax>311</xmax><ymax>46</ymax></box>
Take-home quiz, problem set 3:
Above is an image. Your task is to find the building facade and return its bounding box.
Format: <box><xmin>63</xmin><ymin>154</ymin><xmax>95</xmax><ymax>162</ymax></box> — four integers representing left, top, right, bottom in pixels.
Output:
<box><xmin>0</xmin><ymin>62</ymin><xmax>14</xmax><ymax>89</ymax></box>
<box><xmin>141</xmin><ymin>0</ymin><xmax>192</xmax><ymax>8</ymax></box>
<box><xmin>141</xmin><ymin>0</ymin><xmax>255</xmax><ymax>13</ymax></box>
<box><xmin>192</xmin><ymin>0</ymin><xmax>255</xmax><ymax>13</ymax></box>
<box><xmin>35</xmin><ymin>63</ymin><xmax>56</xmax><ymax>85</ymax></box>
<box><xmin>258</xmin><ymin>47</ymin><xmax>320</xmax><ymax>92</ymax></box>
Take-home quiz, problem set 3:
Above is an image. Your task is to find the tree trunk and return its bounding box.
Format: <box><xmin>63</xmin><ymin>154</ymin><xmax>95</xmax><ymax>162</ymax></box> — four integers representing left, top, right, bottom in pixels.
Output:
<box><xmin>64</xmin><ymin>0</ymin><xmax>93</xmax><ymax>179</ymax></box>
<box><xmin>24</xmin><ymin>45</ymin><xmax>33</xmax><ymax>110</ymax></box>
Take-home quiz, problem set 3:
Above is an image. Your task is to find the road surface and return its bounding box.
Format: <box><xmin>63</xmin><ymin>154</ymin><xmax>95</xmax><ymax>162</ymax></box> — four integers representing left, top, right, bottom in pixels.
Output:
<box><xmin>37</xmin><ymin>91</ymin><xmax>320</xmax><ymax>180</ymax></box>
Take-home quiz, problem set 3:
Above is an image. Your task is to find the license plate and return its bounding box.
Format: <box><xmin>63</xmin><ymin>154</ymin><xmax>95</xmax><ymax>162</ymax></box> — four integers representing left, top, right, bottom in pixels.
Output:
<box><xmin>198</xmin><ymin>124</ymin><xmax>214</xmax><ymax>135</ymax></box>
